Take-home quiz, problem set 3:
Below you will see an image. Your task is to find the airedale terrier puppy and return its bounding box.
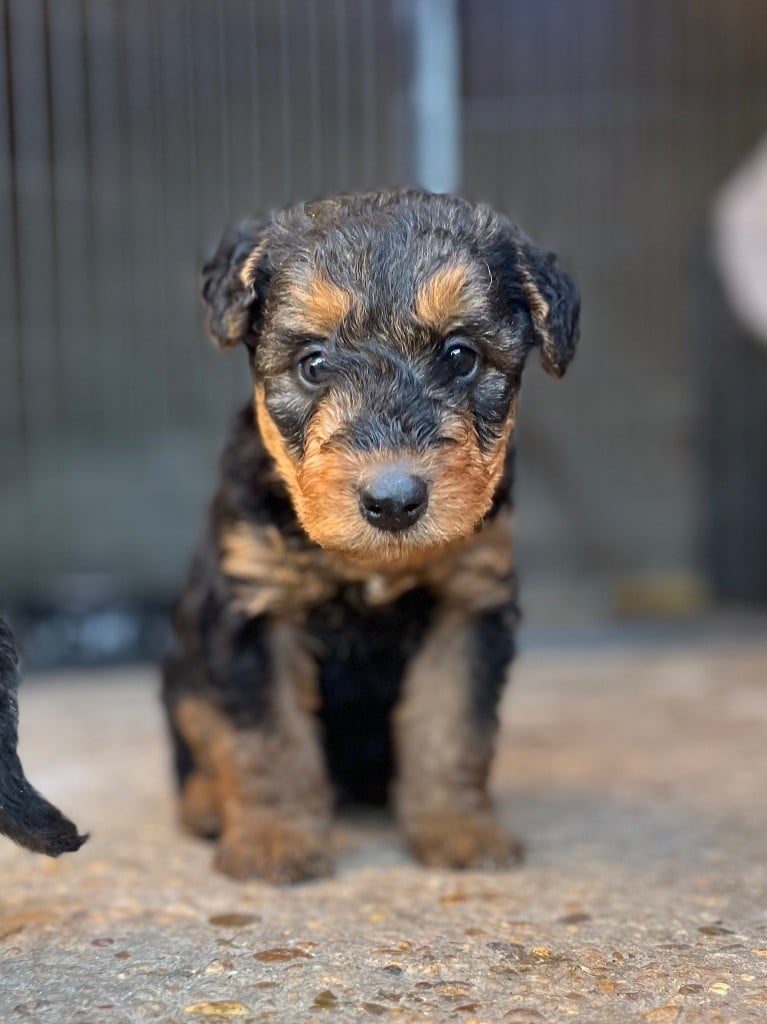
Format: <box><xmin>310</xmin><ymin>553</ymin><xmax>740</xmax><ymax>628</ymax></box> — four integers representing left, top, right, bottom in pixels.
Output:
<box><xmin>163</xmin><ymin>189</ymin><xmax>579</xmax><ymax>882</ymax></box>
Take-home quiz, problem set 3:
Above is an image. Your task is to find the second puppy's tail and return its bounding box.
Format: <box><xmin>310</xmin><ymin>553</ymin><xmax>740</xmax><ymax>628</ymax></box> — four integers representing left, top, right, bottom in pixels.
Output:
<box><xmin>0</xmin><ymin>619</ymin><xmax>88</xmax><ymax>856</ymax></box>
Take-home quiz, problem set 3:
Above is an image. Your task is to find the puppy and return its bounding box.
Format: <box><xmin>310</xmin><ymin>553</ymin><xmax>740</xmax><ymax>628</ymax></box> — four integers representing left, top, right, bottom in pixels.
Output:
<box><xmin>163</xmin><ymin>189</ymin><xmax>579</xmax><ymax>882</ymax></box>
<box><xmin>0</xmin><ymin>616</ymin><xmax>87</xmax><ymax>855</ymax></box>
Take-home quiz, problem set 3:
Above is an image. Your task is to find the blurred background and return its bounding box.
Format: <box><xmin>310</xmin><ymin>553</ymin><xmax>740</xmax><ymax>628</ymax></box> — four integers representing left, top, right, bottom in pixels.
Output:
<box><xmin>1</xmin><ymin>0</ymin><xmax>766</xmax><ymax>668</ymax></box>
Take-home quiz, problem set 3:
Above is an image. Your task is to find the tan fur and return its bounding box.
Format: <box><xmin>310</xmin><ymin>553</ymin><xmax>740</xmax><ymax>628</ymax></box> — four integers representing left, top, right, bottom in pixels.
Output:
<box><xmin>303</xmin><ymin>273</ymin><xmax>353</xmax><ymax>332</ymax></box>
<box><xmin>274</xmin><ymin>271</ymin><xmax>354</xmax><ymax>336</ymax></box>
<box><xmin>286</xmin><ymin>398</ymin><xmax>515</xmax><ymax>562</ymax></box>
<box><xmin>414</xmin><ymin>261</ymin><xmax>485</xmax><ymax>332</ymax></box>
<box><xmin>239</xmin><ymin>237</ymin><xmax>269</xmax><ymax>289</ymax></box>
<box><xmin>180</xmin><ymin>771</ymin><xmax>220</xmax><ymax>838</ymax></box>
<box><xmin>220</xmin><ymin>504</ymin><xmax>515</xmax><ymax>622</ymax></box>
<box><xmin>393</xmin><ymin>605</ymin><xmax>521</xmax><ymax>869</ymax></box>
<box><xmin>174</xmin><ymin>623</ymin><xmax>332</xmax><ymax>882</ymax></box>
<box><xmin>220</xmin><ymin>521</ymin><xmax>337</xmax><ymax>618</ymax></box>
<box><xmin>404</xmin><ymin>812</ymin><xmax>523</xmax><ymax>868</ymax></box>
<box><xmin>210</xmin><ymin>308</ymin><xmax>250</xmax><ymax>350</ymax></box>
<box><xmin>518</xmin><ymin>263</ymin><xmax>553</xmax><ymax>349</ymax></box>
<box><xmin>254</xmin><ymin>386</ymin><xmax>301</xmax><ymax>498</ymax></box>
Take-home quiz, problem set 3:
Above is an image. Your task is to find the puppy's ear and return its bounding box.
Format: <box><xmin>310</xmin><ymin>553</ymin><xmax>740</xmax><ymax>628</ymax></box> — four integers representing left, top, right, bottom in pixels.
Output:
<box><xmin>201</xmin><ymin>218</ymin><xmax>270</xmax><ymax>349</ymax></box>
<box><xmin>514</xmin><ymin>231</ymin><xmax>580</xmax><ymax>378</ymax></box>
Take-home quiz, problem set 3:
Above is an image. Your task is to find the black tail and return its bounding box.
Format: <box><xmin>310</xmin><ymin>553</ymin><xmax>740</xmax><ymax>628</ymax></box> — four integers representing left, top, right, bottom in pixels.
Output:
<box><xmin>0</xmin><ymin>618</ymin><xmax>88</xmax><ymax>856</ymax></box>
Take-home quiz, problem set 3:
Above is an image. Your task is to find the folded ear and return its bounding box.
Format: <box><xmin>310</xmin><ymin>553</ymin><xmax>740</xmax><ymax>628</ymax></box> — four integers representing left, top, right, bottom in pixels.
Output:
<box><xmin>201</xmin><ymin>218</ymin><xmax>271</xmax><ymax>349</ymax></box>
<box><xmin>514</xmin><ymin>231</ymin><xmax>580</xmax><ymax>378</ymax></box>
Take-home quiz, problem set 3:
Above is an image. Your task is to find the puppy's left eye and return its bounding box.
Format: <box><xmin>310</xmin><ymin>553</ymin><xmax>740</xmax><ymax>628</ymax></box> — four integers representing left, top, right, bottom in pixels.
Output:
<box><xmin>442</xmin><ymin>340</ymin><xmax>479</xmax><ymax>381</ymax></box>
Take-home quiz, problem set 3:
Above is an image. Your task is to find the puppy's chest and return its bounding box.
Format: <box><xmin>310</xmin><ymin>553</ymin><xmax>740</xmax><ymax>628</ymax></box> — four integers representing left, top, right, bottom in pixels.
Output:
<box><xmin>304</xmin><ymin>582</ymin><xmax>436</xmax><ymax>682</ymax></box>
<box><xmin>218</xmin><ymin>510</ymin><xmax>515</xmax><ymax>624</ymax></box>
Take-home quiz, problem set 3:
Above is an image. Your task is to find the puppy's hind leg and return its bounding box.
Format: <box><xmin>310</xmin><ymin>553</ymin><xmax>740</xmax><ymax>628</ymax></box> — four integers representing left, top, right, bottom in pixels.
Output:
<box><xmin>0</xmin><ymin>618</ymin><xmax>87</xmax><ymax>856</ymax></box>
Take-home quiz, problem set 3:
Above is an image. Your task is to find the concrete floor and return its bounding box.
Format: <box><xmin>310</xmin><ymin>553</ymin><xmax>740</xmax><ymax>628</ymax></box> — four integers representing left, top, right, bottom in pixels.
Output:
<box><xmin>1</xmin><ymin>624</ymin><xmax>767</xmax><ymax>1023</ymax></box>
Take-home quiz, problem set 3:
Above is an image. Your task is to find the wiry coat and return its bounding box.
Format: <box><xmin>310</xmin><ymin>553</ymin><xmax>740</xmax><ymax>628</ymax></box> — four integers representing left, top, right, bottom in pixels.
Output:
<box><xmin>163</xmin><ymin>190</ymin><xmax>579</xmax><ymax>882</ymax></box>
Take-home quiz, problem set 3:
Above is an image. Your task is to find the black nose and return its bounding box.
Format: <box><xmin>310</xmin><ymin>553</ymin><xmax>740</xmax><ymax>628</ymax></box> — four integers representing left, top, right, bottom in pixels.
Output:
<box><xmin>359</xmin><ymin>468</ymin><xmax>428</xmax><ymax>532</ymax></box>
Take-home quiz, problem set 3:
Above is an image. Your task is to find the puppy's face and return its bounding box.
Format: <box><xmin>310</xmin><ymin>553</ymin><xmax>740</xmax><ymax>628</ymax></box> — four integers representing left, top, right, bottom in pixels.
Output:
<box><xmin>202</xmin><ymin>191</ymin><xmax>579</xmax><ymax>562</ymax></box>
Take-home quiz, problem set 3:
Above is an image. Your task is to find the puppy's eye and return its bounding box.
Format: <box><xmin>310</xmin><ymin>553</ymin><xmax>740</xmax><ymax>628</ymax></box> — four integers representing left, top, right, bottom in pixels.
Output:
<box><xmin>297</xmin><ymin>351</ymin><xmax>332</xmax><ymax>386</ymax></box>
<box><xmin>443</xmin><ymin>340</ymin><xmax>479</xmax><ymax>381</ymax></box>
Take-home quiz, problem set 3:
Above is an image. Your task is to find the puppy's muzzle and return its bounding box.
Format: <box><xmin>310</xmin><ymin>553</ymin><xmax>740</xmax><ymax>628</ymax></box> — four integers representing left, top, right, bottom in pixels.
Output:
<box><xmin>358</xmin><ymin>465</ymin><xmax>429</xmax><ymax>533</ymax></box>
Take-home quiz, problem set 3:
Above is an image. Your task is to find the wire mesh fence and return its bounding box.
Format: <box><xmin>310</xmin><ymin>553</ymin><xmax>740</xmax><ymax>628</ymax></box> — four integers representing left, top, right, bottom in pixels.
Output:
<box><xmin>1</xmin><ymin>0</ymin><xmax>409</xmax><ymax>607</ymax></box>
<box><xmin>2</xmin><ymin>0</ymin><xmax>767</xmax><ymax>661</ymax></box>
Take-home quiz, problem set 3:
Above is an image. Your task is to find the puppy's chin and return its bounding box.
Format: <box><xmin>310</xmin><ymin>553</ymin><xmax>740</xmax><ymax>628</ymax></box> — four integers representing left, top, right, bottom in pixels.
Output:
<box><xmin>297</xmin><ymin>511</ymin><xmax>481</xmax><ymax>567</ymax></box>
<box><xmin>317</xmin><ymin>536</ymin><xmax>443</xmax><ymax>567</ymax></box>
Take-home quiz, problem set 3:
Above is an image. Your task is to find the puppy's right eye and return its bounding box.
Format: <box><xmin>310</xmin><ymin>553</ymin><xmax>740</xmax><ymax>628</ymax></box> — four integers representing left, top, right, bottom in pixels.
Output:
<box><xmin>297</xmin><ymin>351</ymin><xmax>332</xmax><ymax>386</ymax></box>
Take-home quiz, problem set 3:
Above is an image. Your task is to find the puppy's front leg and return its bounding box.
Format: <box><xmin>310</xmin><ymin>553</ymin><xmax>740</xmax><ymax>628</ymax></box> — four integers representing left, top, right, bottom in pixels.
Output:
<box><xmin>394</xmin><ymin>603</ymin><xmax>522</xmax><ymax>869</ymax></box>
<box><xmin>174</xmin><ymin>619</ymin><xmax>332</xmax><ymax>883</ymax></box>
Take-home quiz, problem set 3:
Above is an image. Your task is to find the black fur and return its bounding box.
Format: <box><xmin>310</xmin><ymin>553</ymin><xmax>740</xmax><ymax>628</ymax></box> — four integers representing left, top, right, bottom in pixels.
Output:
<box><xmin>310</xmin><ymin>586</ymin><xmax>438</xmax><ymax>805</ymax></box>
<box><xmin>0</xmin><ymin>617</ymin><xmax>87</xmax><ymax>856</ymax></box>
<box><xmin>470</xmin><ymin>604</ymin><xmax>519</xmax><ymax>731</ymax></box>
<box><xmin>515</xmin><ymin>232</ymin><xmax>581</xmax><ymax>378</ymax></box>
<box><xmin>201</xmin><ymin>218</ymin><xmax>269</xmax><ymax>349</ymax></box>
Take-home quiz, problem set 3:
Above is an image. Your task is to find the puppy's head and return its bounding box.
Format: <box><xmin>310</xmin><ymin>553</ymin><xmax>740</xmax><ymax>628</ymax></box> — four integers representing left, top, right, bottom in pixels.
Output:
<box><xmin>202</xmin><ymin>190</ymin><xmax>579</xmax><ymax>562</ymax></box>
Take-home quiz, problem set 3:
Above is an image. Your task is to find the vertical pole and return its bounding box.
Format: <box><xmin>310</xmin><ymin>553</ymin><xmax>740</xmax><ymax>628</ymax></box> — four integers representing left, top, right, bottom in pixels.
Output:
<box><xmin>409</xmin><ymin>0</ymin><xmax>461</xmax><ymax>194</ymax></box>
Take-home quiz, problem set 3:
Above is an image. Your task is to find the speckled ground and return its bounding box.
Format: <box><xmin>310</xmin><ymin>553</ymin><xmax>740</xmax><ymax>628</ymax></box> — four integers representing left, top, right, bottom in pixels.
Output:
<box><xmin>1</xmin><ymin>625</ymin><xmax>767</xmax><ymax>1024</ymax></box>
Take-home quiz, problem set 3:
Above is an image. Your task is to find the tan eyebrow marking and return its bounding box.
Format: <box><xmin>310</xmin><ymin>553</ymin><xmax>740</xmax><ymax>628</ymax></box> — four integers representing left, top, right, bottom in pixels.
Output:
<box><xmin>285</xmin><ymin>272</ymin><xmax>354</xmax><ymax>335</ymax></box>
<box><xmin>414</xmin><ymin>261</ymin><xmax>485</xmax><ymax>332</ymax></box>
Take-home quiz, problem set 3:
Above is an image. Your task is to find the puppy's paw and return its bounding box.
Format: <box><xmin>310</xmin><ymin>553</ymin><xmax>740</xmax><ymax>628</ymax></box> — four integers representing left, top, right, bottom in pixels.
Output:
<box><xmin>180</xmin><ymin>772</ymin><xmax>221</xmax><ymax>839</ymax></box>
<box><xmin>215</xmin><ymin>816</ymin><xmax>333</xmax><ymax>884</ymax></box>
<box><xmin>406</xmin><ymin>813</ymin><xmax>524</xmax><ymax>870</ymax></box>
